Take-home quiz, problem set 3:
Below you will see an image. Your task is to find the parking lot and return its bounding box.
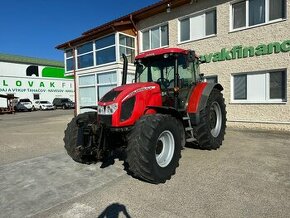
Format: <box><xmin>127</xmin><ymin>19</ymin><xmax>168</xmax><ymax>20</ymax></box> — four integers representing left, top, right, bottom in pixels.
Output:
<box><xmin>0</xmin><ymin>110</ymin><xmax>289</xmax><ymax>218</ymax></box>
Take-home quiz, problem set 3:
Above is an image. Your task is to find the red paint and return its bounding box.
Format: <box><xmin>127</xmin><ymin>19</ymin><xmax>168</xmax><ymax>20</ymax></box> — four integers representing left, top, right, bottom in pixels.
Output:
<box><xmin>98</xmin><ymin>82</ymin><xmax>162</xmax><ymax>127</ymax></box>
<box><xmin>135</xmin><ymin>48</ymin><xmax>189</xmax><ymax>60</ymax></box>
<box><xmin>187</xmin><ymin>82</ymin><xmax>208</xmax><ymax>113</ymax></box>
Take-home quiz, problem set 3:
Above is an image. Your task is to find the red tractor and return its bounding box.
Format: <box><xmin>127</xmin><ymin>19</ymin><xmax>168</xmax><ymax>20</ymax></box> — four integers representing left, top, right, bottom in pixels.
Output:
<box><xmin>64</xmin><ymin>48</ymin><xmax>226</xmax><ymax>184</ymax></box>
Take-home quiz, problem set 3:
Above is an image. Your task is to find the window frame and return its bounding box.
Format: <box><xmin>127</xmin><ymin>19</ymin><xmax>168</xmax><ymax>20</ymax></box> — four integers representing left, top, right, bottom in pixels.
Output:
<box><xmin>78</xmin><ymin>74</ymin><xmax>97</xmax><ymax>107</ymax></box>
<box><xmin>118</xmin><ymin>32</ymin><xmax>136</xmax><ymax>63</ymax></box>
<box><xmin>178</xmin><ymin>7</ymin><xmax>217</xmax><ymax>44</ymax></box>
<box><xmin>230</xmin><ymin>0</ymin><xmax>287</xmax><ymax>32</ymax></box>
<box><xmin>95</xmin><ymin>34</ymin><xmax>116</xmax><ymax>66</ymax></box>
<box><xmin>96</xmin><ymin>71</ymin><xmax>117</xmax><ymax>101</ymax></box>
<box><xmin>76</xmin><ymin>41</ymin><xmax>94</xmax><ymax>69</ymax></box>
<box><xmin>140</xmin><ymin>22</ymin><xmax>169</xmax><ymax>52</ymax></box>
<box><xmin>231</xmin><ymin>69</ymin><xmax>287</xmax><ymax>104</ymax></box>
<box><xmin>64</xmin><ymin>49</ymin><xmax>76</xmax><ymax>72</ymax></box>
<box><xmin>65</xmin><ymin>33</ymin><xmax>128</xmax><ymax>73</ymax></box>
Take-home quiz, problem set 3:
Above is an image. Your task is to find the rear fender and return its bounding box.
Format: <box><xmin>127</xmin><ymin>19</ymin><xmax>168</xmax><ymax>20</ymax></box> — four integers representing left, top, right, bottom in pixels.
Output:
<box><xmin>187</xmin><ymin>83</ymin><xmax>223</xmax><ymax>125</ymax></box>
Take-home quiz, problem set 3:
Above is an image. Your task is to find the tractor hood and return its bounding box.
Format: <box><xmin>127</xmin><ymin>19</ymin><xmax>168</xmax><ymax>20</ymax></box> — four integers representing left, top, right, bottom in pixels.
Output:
<box><xmin>98</xmin><ymin>82</ymin><xmax>162</xmax><ymax>127</ymax></box>
<box><xmin>99</xmin><ymin>82</ymin><xmax>159</xmax><ymax>105</ymax></box>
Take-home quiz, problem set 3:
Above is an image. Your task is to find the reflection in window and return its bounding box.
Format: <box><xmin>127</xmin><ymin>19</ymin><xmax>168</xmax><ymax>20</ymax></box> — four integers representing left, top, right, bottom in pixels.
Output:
<box><xmin>79</xmin><ymin>87</ymin><xmax>96</xmax><ymax>106</ymax></box>
<box><xmin>96</xmin><ymin>35</ymin><xmax>115</xmax><ymax>49</ymax></box>
<box><xmin>77</xmin><ymin>53</ymin><xmax>94</xmax><ymax>69</ymax></box>
<box><xmin>96</xmin><ymin>47</ymin><xmax>116</xmax><ymax>65</ymax></box>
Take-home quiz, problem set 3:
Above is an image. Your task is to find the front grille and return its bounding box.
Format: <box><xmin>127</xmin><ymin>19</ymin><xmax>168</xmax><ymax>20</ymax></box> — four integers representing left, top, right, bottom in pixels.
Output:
<box><xmin>121</xmin><ymin>96</ymin><xmax>136</xmax><ymax>122</ymax></box>
<box><xmin>98</xmin><ymin>115</ymin><xmax>112</xmax><ymax>126</ymax></box>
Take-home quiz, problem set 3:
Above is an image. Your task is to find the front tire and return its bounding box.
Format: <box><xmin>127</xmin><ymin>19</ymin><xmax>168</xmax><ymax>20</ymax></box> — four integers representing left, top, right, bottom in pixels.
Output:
<box><xmin>194</xmin><ymin>88</ymin><xmax>226</xmax><ymax>150</ymax></box>
<box><xmin>126</xmin><ymin>114</ymin><xmax>182</xmax><ymax>184</ymax></box>
<box><xmin>64</xmin><ymin>112</ymin><xmax>98</xmax><ymax>164</ymax></box>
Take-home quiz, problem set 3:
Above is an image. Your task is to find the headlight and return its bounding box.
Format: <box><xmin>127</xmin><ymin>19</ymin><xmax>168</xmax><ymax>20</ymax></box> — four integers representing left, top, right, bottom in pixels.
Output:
<box><xmin>105</xmin><ymin>103</ymin><xmax>118</xmax><ymax>114</ymax></box>
<box><xmin>98</xmin><ymin>103</ymin><xmax>118</xmax><ymax>115</ymax></box>
<box><xmin>98</xmin><ymin>105</ymin><xmax>105</xmax><ymax>114</ymax></box>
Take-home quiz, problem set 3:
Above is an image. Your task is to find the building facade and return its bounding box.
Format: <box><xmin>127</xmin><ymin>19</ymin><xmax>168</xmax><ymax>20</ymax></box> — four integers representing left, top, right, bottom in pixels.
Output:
<box><xmin>57</xmin><ymin>0</ymin><xmax>290</xmax><ymax>131</ymax></box>
<box><xmin>0</xmin><ymin>53</ymin><xmax>74</xmax><ymax>108</ymax></box>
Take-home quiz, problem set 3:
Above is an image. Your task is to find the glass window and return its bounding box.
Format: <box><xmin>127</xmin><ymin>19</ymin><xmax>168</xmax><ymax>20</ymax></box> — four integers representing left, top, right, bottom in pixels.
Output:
<box><xmin>233</xmin><ymin>70</ymin><xmax>287</xmax><ymax>102</ymax></box>
<box><xmin>120</xmin><ymin>47</ymin><xmax>135</xmax><ymax>63</ymax></box>
<box><xmin>95</xmin><ymin>34</ymin><xmax>115</xmax><ymax>49</ymax></box>
<box><xmin>180</xmin><ymin>18</ymin><xmax>190</xmax><ymax>42</ymax></box>
<box><xmin>249</xmin><ymin>0</ymin><xmax>265</xmax><ymax>26</ymax></box>
<box><xmin>66</xmin><ymin>58</ymin><xmax>74</xmax><ymax>71</ymax></box>
<box><xmin>191</xmin><ymin>14</ymin><xmax>205</xmax><ymax>40</ymax></box>
<box><xmin>66</xmin><ymin>49</ymin><xmax>73</xmax><ymax>58</ymax></box>
<box><xmin>79</xmin><ymin>75</ymin><xmax>95</xmax><ymax>86</ymax></box>
<box><xmin>97</xmin><ymin>72</ymin><xmax>117</xmax><ymax>84</ymax></box>
<box><xmin>142</xmin><ymin>30</ymin><xmax>150</xmax><ymax>51</ymax></box>
<box><xmin>206</xmin><ymin>10</ymin><xmax>216</xmax><ymax>35</ymax></box>
<box><xmin>96</xmin><ymin>47</ymin><xmax>116</xmax><ymax>65</ymax></box>
<box><xmin>151</xmin><ymin>27</ymin><xmax>160</xmax><ymax>49</ymax></box>
<box><xmin>233</xmin><ymin>1</ymin><xmax>246</xmax><ymax>29</ymax></box>
<box><xmin>179</xmin><ymin>9</ymin><xmax>216</xmax><ymax>42</ymax></box>
<box><xmin>77</xmin><ymin>42</ymin><xmax>93</xmax><ymax>55</ymax></box>
<box><xmin>142</xmin><ymin>24</ymin><xmax>168</xmax><ymax>51</ymax></box>
<box><xmin>79</xmin><ymin>87</ymin><xmax>96</xmax><ymax>106</ymax></box>
<box><xmin>232</xmin><ymin>0</ymin><xmax>285</xmax><ymax>30</ymax></box>
<box><xmin>234</xmin><ymin>74</ymin><xmax>247</xmax><ymax>100</ymax></box>
<box><xmin>269</xmin><ymin>0</ymin><xmax>285</xmax><ymax>21</ymax></box>
<box><xmin>119</xmin><ymin>35</ymin><xmax>135</xmax><ymax>47</ymax></box>
<box><xmin>161</xmin><ymin>25</ymin><xmax>168</xmax><ymax>47</ymax></box>
<box><xmin>270</xmin><ymin>71</ymin><xmax>286</xmax><ymax>99</ymax></box>
<box><xmin>77</xmin><ymin>53</ymin><xmax>94</xmax><ymax>69</ymax></box>
<box><xmin>119</xmin><ymin>34</ymin><xmax>136</xmax><ymax>63</ymax></box>
<box><xmin>98</xmin><ymin>85</ymin><xmax>116</xmax><ymax>100</ymax></box>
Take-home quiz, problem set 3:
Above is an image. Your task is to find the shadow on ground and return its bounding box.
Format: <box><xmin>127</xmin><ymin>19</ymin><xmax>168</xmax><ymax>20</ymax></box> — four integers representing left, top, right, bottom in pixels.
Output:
<box><xmin>98</xmin><ymin>203</ymin><xmax>131</xmax><ymax>218</ymax></box>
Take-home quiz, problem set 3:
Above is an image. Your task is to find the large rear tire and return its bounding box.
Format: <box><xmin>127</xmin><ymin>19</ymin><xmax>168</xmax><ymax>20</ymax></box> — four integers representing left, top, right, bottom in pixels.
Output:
<box><xmin>64</xmin><ymin>112</ymin><xmax>98</xmax><ymax>164</ymax></box>
<box><xmin>126</xmin><ymin>114</ymin><xmax>182</xmax><ymax>184</ymax></box>
<box><xmin>194</xmin><ymin>88</ymin><xmax>226</xmax><ymax>150</ymax></box>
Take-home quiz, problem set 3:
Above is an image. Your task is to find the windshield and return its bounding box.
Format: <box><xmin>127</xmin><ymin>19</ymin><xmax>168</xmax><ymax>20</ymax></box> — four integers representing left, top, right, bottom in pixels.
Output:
<box><xmin>135</xmin><ymin>54</ymin><xmax>194</xmax><ymax>89</ymax></box>
<box><xmin>40</xmin><ymin>101</ymin><xmax>50</xmax><ymax>104</ymax></box>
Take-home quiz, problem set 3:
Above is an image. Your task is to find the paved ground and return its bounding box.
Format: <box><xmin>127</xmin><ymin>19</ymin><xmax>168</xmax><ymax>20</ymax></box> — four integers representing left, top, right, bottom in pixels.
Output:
<box><xmin>0</xmin><ymin>111</ymin><xmax>289</xmax><ymax>218</ymax></box>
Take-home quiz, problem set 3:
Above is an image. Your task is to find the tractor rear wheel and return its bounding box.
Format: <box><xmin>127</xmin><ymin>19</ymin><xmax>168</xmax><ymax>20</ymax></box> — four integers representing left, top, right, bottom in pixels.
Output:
<box><xmin>194</xmin><ymin>88</ymin><xmax>226</xmax><ymax>150</ymax></box>
<box><xmin>126</xmin><ymin>114</ymin><xmax>182</xmax><ymax>184</ymax></box>
<box><xmin>64</xmin><ymin>112</ymin><xmax>98</xmax><ymax>164</ymax></box>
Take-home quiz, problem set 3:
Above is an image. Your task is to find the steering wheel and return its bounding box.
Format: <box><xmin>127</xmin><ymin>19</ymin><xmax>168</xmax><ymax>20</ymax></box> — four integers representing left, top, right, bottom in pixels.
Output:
<box><xmin>157</xmin><ymin>78</ymin><xmax>170</xmax><ymax>89</ymax></box>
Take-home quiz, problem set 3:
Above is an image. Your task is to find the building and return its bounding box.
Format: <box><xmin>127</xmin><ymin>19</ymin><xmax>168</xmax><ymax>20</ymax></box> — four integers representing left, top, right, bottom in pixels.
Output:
<box><xmin>57</xmin><ymin>0</ymin><xmax>290</xmax><ymax>131</ymax></box>
<box><xmin>0</xmin><ymin>53</ymin><xmax>74</xmax><ymax>108</ymax></box>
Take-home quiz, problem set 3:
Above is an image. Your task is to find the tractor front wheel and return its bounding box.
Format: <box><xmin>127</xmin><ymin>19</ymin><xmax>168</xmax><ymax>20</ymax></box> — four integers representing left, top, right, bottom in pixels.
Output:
<box><xmin>126</xmin><ymin>114</ymin><xmax>182</xmax><ymax>184</ymax></box>
<box><xmin>64</xmin><ymin>112</ymin><xmax>98</xmax><ymax>164</ymax></box>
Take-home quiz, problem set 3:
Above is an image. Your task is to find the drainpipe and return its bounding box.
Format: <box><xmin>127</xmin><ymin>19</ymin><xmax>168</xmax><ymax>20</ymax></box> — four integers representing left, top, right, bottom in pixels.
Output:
<box><xmin>68</xmin><ymin>42</ymin><xmax>77</xmax><ymax>117</ymax></box>
<box><xmin>129</xmin><ymin>14</ymin><xmax>139</xmax><ymax>55</ymax></box>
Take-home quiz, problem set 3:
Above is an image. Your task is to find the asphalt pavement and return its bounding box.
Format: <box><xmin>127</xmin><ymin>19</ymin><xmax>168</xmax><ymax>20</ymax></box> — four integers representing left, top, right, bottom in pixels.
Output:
<box><xmin>0</xmin><ymin>110</ymin><xmax>289</xmax><ymax>218</ymax></box>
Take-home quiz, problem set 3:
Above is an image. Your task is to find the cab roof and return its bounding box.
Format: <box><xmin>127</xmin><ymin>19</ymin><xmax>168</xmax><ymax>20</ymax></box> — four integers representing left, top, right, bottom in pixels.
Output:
<box><xmin>135</xmin><ymin>48</ymin><xmax>189</xmax><ymax>60</ymax></box>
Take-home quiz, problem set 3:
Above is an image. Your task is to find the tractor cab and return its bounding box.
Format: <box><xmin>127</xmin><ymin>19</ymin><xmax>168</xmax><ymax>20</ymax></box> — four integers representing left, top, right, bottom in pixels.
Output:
<box><xmin>134</xmin><ymin>48</ymin><xmax>201</xmax><ymax>110</ymax></box>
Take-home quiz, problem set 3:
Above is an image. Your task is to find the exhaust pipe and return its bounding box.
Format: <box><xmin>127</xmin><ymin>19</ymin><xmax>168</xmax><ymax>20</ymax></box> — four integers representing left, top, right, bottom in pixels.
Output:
<box><xmin>122</xmin><ymin>53</ymin><xmax>128</xmax><ymax>85</ymax></box>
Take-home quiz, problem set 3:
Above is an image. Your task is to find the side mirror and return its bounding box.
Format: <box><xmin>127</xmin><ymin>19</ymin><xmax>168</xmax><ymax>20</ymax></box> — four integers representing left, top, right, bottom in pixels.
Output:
<box><xmin>187</xmin><ymin>50</ymin><xmax>196</xmax><ymax>62</ymax></box>
<box><xmin>136</xmin><ymin>64</ymin><xmax>143</xmax><ymax>74</ymax></box>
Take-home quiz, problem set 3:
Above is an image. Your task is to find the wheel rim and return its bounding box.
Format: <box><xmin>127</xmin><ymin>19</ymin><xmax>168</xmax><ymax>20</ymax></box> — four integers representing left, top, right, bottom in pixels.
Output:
<box><xmin>155</xmin><ymin>130</ymin><xmax>175</xmax><ymax>168</ymax></box>
<box><xmin>209</xmin><ymin>101</ymin><xmax>222</xmax><ymax>138</ymax></box>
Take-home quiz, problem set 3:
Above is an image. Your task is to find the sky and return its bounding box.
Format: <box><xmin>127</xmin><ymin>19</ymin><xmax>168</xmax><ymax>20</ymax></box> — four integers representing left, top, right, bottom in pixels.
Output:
<box><xmin>0</xmin><ymin>0</ymin><xmax>159</xmax><ymax>62</ymax></box>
